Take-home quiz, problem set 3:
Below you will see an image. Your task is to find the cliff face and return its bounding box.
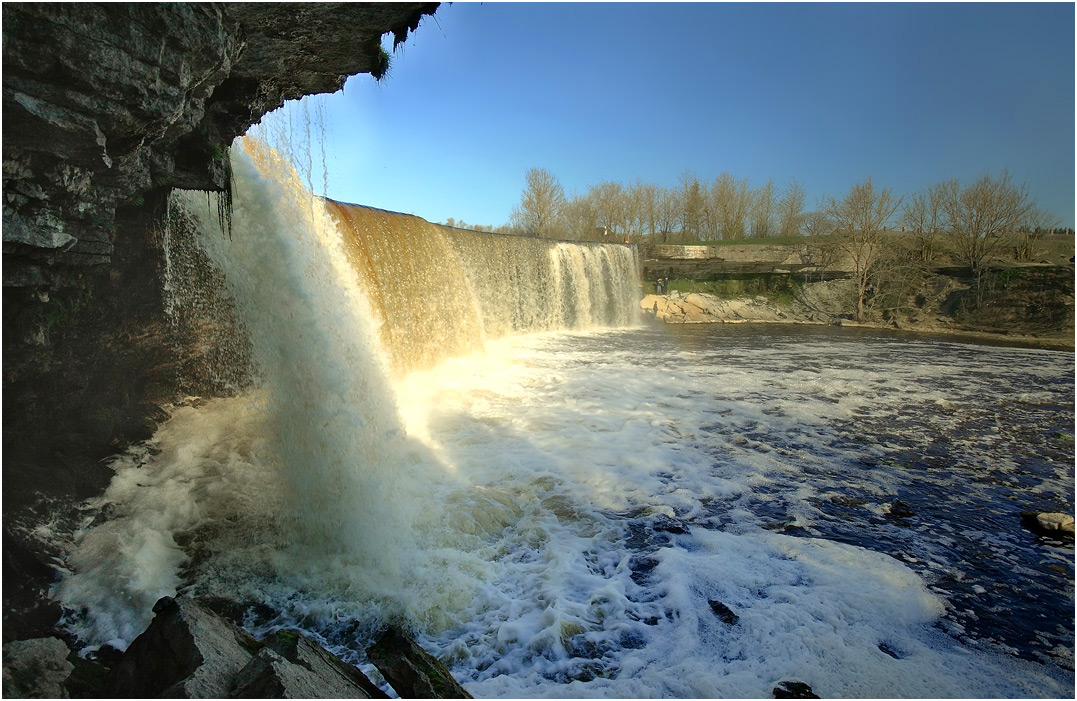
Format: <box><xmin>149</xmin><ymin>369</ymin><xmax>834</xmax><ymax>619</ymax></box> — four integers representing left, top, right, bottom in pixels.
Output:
<box><xmin>3</xmin><ymin>2</ymin><xmax>436</xmax><ymax>285</ymax></box>
<box><xmin>2</xmin><ymin>2</ymin><xmax>437</xmax><ymax>640</ymax></box>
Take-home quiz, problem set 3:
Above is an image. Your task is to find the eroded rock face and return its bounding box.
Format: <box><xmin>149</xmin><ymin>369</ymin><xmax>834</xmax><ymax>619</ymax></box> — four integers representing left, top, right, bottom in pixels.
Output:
<box><xmin>3</xmin><ymin>2</ymin><xmax>438</xmax><ymax>285</ymax></box>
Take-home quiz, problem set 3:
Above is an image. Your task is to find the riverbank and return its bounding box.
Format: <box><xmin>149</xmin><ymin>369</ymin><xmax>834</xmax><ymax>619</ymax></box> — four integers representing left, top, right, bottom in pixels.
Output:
<box><xmin>640</xmin><ymin>285</ymin><xmax>1075</xmax><ymax>351</ymax></box>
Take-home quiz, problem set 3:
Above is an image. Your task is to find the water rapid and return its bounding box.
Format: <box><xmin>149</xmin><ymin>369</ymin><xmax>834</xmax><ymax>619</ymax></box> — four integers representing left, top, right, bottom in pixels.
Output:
<box><xmin>51</xmin><ymin>139</ymin><xmax>1073</xmax><ymax>697</ymax></box>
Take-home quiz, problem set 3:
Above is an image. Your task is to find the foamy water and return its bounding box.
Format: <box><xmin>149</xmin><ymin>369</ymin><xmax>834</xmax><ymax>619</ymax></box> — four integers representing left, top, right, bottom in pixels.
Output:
<box><xmin>51</xmin><ymin>140</ymin><xmax>1073</xmax><ymax>697</ymax></box>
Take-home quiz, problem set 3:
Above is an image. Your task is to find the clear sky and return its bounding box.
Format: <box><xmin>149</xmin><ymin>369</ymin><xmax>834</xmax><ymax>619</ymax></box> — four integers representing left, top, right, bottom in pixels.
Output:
<box><xmin>266</xmin><ymin>2</ymin><xmax>1075</xmax><ymax>228</ymax></box>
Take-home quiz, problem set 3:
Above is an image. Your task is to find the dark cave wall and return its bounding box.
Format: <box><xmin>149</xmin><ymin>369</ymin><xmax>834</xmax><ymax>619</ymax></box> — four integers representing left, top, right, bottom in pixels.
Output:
<box><xmin>1</xmin><ymin>2</ymin><xmax>438</xmax><ymax>591</ymax></box>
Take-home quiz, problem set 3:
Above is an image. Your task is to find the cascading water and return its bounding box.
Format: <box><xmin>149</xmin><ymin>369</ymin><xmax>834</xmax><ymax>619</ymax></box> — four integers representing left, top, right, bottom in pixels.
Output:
<box><xmin>325</xmin><ymin>202</ymin><xmax>641</xmax><ymax>372</ymax></box>
<box><xmin>52</xmin><ymin>137</ymin><xmax>1072</xmax><ymax>697</ymax></box>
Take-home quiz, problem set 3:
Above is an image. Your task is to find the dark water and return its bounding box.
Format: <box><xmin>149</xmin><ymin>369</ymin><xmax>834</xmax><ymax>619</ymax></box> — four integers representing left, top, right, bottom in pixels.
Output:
<box><xmin>657</xmin><ymin>324</ymin><xmax>1075</xmax><ymax>668</ymax></box>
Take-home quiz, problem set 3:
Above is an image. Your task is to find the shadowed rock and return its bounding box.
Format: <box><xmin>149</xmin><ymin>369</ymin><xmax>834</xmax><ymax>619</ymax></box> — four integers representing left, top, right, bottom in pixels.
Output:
<box><xmin>106</xmin><ymin>597</ymin><xmax>390</xmax><ymax>698</ymax></box>
<box><xmin>708</xmin><ymin>600</ymin><xmax>740</xmax><ymax>626</ymax></box>
<box><xmin>773</xmin><ymin>680</ymin><xmax>820</xmax><ymax>699</ymax></box>
<box><xmin>108</xmin><ymin>596</ymin><xmax>262</xmax><ymax>698</ymax></box>
<box><xmin>233</xmin><ymin>629</ymin><xmax>388</xmax><ymax>699</ymax></box>
<box><xmin>366</xmin><ymin>626</ymin><xmax>471</xmax><ymax>699</ymax></box>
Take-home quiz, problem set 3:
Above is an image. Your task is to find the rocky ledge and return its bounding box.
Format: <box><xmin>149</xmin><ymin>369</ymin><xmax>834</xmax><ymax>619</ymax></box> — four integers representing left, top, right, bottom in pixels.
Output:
<box><xmin>2</xmin><ymin>596</ymin><xmax>471</xmax><ymax>699</ymax></box>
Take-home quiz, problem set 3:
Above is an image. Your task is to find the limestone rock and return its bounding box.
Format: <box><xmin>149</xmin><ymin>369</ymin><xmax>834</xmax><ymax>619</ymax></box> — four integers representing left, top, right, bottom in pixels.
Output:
<box><xmin>108</xmin><ymin>596</ymin><xmax>261</xmax><ymax>698</ymax></box>
<box><xmin>1021</xmin><ymin>511</ymin><xmax>1075</xmax><ymax>539</ymax></box>
<box><xmin>2</xmin><ymin>637</ymin><xmax>74</xmax><ymax>698</ymax></box>
<box><xmin>3</xmin><ymin>2</ymin><xmax>439</xmax><ymax>276</ymax></box>
<box><xmin>367</xmin><ymin>626</ymin><xmax>471</xmax><ymax>699</ymax></box>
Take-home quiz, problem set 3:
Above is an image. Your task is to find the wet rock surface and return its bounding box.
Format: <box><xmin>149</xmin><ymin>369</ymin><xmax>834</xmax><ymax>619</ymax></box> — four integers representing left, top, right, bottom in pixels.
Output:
<box><xmin>367</xmin><ymin>626</ymin><xmax>472</xmax><ymax>699</ymax></box>
<box><xmin>108</xmin><ymin>596</ymin><xmax>262</xmax><ymax>698</ymax></box>
<box><xmin>773</xmin><ymin>680</ymin><xmax>820</xmax><ymax>699</ymax></box>
<box><xmin>69</xmin><ymin>596</ymin><xmax>452</xmax><ymax>699</ymax></box>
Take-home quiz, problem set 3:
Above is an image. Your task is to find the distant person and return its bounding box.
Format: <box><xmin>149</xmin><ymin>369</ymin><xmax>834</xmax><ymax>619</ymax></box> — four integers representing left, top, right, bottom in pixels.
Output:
<box><xmin>652</xmin><ymin>301</ymin><xmax>659</xmax><ymax>316</ymax></box>
<box><xmin>655</xmin><ymin>278</ymin><xmax>662</xmax><ymax>295</ymax></box>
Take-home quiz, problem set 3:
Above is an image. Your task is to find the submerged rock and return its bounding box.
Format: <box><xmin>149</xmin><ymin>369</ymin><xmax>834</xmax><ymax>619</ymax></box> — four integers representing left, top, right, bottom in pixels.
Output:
<box><xmin>707</xmin><ymin>600</ymin><xmax>740</xmax><ymax>626</ymax></box>
<box><xmin>773</xmin><ymin>680</ymin><xmax>820</xmax><ymax>698</ymax></box>
<box><xmin>888</xmin><ymin>500</ymin><xmax>915</xmax><ymax>518</ymax></box>
<box><xmin>2</xmin><ymin>637</ymin><xmax>74</xmax><ymax>698</ymax></box>
<box><xmin>366</xmin><ymin>626</ymin><xmax>471</xmax><ymax>699</ymax></box>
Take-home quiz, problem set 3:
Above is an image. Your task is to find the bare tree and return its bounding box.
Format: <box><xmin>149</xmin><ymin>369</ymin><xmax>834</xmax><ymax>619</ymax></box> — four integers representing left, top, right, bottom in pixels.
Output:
<box><xmin>802</xmin><ymin>210</ymin><xmax>834</xmax><ymax>238</ymax></box>
<box><xmin>777</xmin><ymin>180</ymin><xmax>806</xmax><ymax>238</ymax></box>
<box><xmin>679</xmin><ymin>170</ymin><xmax>705</xmax><ymax>241</ymax></box>
<box><xmin>940</xmin><ymin>170</ymin><xmax>1034</xmax><ymax>287</ymax></box>
<box><xmin>561</xmin><ymin>193</ymin><xmax>597</xmax><ymax>241</ymax></box>
<box><xmin>711</xmin><ymin>172</ymin><xmax>752</xmax><ymax>240</ymax></box>
<box><xmin>750</xmin><ymin>180</ymin><xmax>775</xmax><ymax>238</ymax></box>
<box><xmin>511</xmin><ymin>167</ymin><xmax>567</xmax><ymax>237</ymax></box>
<box><xmin>590</xmin><ymin>181</ymin><xmax>627</xmax><ymax>240</ymax></box>
<box><xmin>1014</xmin><ymin>205</ymin><xmax>1058</xmax><ymax>262</ymax></box>
<box><xmin>654</xmin><ymin>186</ymin><xmax>680</xmax><ymax>243</ymax></box>
<box><xmin>867</xmin><ymin>235</ymin><xmax>927</xmax><ymax>322</ymax></box>
<box><xmin>823</xmin><ymin>177</ymin><xmax>902</xmax><ymax>321</ymax></box>
<box><xmin>900</xmin><ymin>182</ymin><xmax>947</xmax><ymax>262</ymax></box>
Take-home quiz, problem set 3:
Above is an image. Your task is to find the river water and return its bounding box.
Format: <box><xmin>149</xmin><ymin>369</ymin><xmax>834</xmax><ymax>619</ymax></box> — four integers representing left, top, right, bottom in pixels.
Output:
<box><xmin>52</xmin><ymin>141</ymin><xmax>1074</xmax><ymax>697</ymax></box>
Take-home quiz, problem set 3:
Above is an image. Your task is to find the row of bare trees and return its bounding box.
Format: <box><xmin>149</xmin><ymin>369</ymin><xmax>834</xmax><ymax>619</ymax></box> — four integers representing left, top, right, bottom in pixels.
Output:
<box><xmin>810</xmin><ymin>171</ymin><xmax>1055</xmax><ymax>320</ymax></box>
<box><xmin>506</xmin><ymin>168</ymin><xmax>809</xmax><ymax>243</ymax></box>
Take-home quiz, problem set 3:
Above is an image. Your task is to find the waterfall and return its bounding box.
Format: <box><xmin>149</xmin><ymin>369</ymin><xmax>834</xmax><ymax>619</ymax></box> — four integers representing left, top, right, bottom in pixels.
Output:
<box><xmin>327</xmin><ymin>203</ymin><xmax>641</xmax><ymax>372</ymax></box>
<box><xmin>53</xmin><ymin>136</ymin><xmax>642</xmax><ymax>647</ymax></box>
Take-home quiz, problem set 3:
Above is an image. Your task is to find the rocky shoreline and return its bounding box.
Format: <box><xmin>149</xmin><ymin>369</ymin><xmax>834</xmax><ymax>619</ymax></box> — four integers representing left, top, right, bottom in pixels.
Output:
<box><xmin>2</xmin><ymin>596</ymin><xmax>471</xmax><ymax>699</ymax></box>
<box><xmin>640</xmin><ymin>285</ymin><xmax>1075</xmax><ymax>351</ymax></box>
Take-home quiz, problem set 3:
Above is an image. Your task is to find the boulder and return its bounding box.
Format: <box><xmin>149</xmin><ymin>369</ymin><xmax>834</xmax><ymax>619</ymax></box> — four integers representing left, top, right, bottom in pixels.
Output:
<box><xmin>107</xmin><ymin>597</ymin><xmax>391</xmax><ymax>698</ymax></box>
<box><xmin>707</xmin><ymin>600</ymin><xmax>740</xmax><ymax>626</ymax></box>
<box><xmin>108</xmin><ymin>596</ymin><xmax>261</xmax><ymax>698</ymax></box>
<box><xmin>232</xmin><ymin>639</ymin><xmax>386</xmax><ymax>699</ymax></box>
<box><xmin>232</xmin><ymin>629</ymin><xmax>387</xmax><ymax>699</ymax></box>
<box><xmin>2</xmin><ymin>637</ymin><xmax>74</xmax><ymax>698</ymax></box>
<box><xmin>366</xmin><ymin>626</ymin><xmax>471</xmax><ymax>699</ymax></box>
<box><xmin>773</xmin><ymin>680</ymin><xmax>820</xmax><ymax>699</ymax></box>
<box><xmin>1021</xmin><ymin>511</ymin><xmax>1075</xmax><ymax>539</ymax></box>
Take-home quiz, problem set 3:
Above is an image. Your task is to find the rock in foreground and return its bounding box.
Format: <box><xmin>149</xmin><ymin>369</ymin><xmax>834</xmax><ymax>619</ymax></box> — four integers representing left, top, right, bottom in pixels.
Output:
<box><xmin>1021</xmin><ymin>511</ymin><xmax>1076</xmax><ymax>539</ymax></box>
<box><xmin>107</xmin><ymin>596</ymin><xmax>388</xmax><ymax>698</ymax></box>
<box><xmin>367</xmin><ymin>626</ymin><xmax>472</xmax><ymax>699</ymax></box>
<box><xmin>2</xmin><ymin>637</ymin><xmax>75</xmax><ymax>698</ymax></box>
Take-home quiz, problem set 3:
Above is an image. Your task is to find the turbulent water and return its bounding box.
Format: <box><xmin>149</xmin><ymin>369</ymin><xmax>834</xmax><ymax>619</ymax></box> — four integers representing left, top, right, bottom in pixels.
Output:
<box><xmin>52</xmin><ymin>140</ymin><xmax>1074</xmax><ymax>698</ymax></box>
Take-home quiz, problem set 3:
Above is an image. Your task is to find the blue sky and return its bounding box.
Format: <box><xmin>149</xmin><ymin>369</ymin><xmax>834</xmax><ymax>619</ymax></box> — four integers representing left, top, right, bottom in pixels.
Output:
<box><xmin>267</xmin><ymin>2</ymin><xmax>1075</xmax><ymax>227</ymax></box>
